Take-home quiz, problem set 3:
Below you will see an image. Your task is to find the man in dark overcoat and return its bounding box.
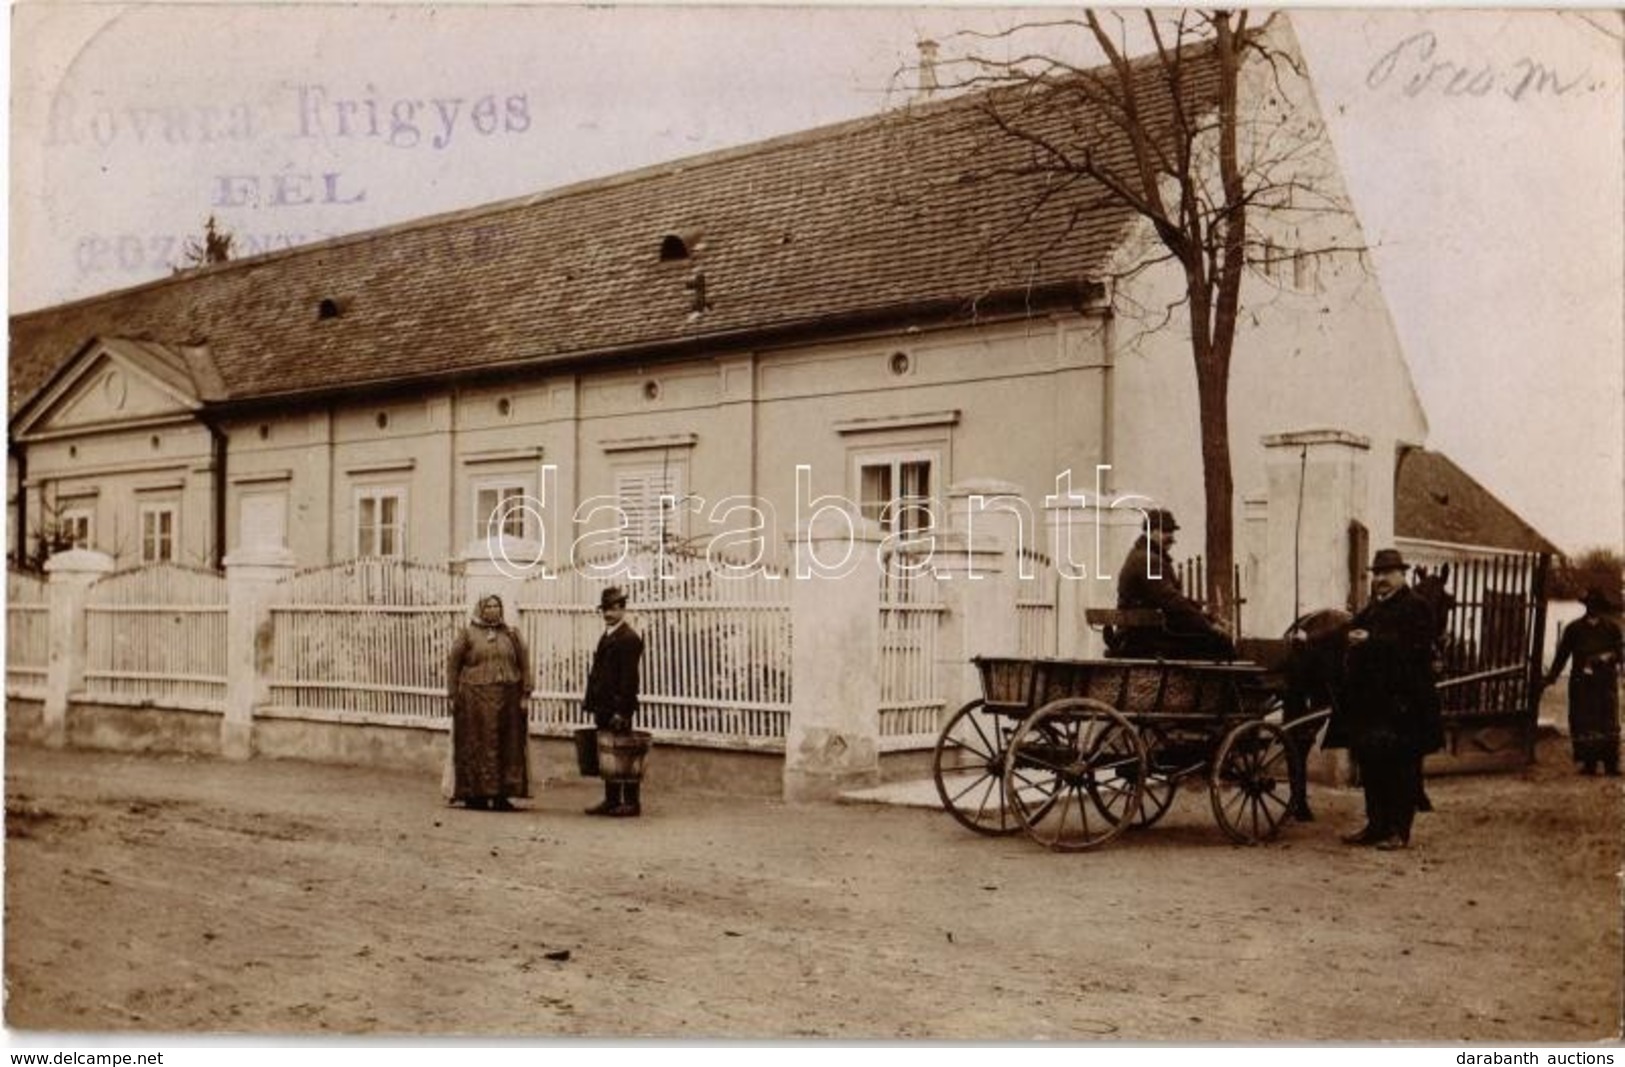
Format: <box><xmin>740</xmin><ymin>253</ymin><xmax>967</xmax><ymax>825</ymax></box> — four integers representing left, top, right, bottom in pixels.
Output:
<box><xmin>583</xmin><ymin>585</ymin><xmax>646</xmax><ymax>817</ymax></box>
<box><xmin>1113</xmin><ymin>508</ymin><xmax>1236</xmax><ymax>659</ymax></box>
<box><xmin>1330</xmin><ymin>548</ymin><xmax>1443</xmax><ymax>849</ymax></box>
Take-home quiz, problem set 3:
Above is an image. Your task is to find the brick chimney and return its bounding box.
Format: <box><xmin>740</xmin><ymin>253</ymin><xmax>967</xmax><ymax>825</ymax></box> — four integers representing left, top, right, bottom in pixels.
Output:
<box><xmin>915</xmin><ymin>39</ymin><xmax>940</xmax><ymax>102</ymax></box>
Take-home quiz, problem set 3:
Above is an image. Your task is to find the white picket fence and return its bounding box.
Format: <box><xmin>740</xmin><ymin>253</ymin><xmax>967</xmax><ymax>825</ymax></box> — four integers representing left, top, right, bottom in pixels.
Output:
<box><xmin>83</xmin><ymin>564</ymin><xmax>228</xmax><ymax>710</ymax></box>
<box><xmin>23</xmin><ymin>541</ymin><xmax>1036</xmax><ymax>763</ymax></box>
<box><xmin>266</xmin><ymin>559</ymin><xmax>468</xmax><ymax>724</ymax></box>
<box><xmin>518</xmin><ymin>547</ymin><xmax>793</xmax><ymax>746</ymax></box>
<box><xmin>1016</xmin><ymin>548</ymin><xmax>1059</xmax><ymax>656</ymax></box>
<box><xmin>877</xmin><ymin>557</ymin><xmax>946</xmax><ymax>749</ymax></box>
<box><xmin>258</xmin><ymin>550</ymin><xmax>794</xmax><ymax>746</ymax></box>
<box><xmin>6</xmin><ymin>569</ymin><xmax>49</xmax><ymax>698</ymax></box>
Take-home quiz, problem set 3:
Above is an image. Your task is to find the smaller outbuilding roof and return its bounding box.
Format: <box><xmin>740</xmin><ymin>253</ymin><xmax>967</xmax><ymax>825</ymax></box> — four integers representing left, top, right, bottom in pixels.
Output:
<box><xmin>1394</xmin><ymin>447</ymin><xmax>1558</xmax><ymax>555</ymax></box>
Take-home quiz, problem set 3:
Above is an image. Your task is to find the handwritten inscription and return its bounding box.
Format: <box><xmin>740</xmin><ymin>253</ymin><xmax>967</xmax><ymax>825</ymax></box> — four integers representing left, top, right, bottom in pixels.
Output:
<box><xmin>1367</xmin><ymin>31</ymin><xmax>1598</xmax><ymax>100</ymax></box>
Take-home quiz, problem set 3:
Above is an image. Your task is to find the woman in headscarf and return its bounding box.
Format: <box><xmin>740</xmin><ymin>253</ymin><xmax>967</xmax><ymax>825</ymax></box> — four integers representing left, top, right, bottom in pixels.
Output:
<box><xmin>446</xmin><ymin>594</ymin><xmax>534</xmax><ymax>809</ymax></box>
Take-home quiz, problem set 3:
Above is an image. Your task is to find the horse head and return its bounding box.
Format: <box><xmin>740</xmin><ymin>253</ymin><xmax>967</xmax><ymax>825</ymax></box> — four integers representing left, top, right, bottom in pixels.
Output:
<box><xmin>1286</xmin><ymin>607</ymin><xmax>1354</xmax><ymax>647</ymax></box>
<box><xmin>1411</xmin><ymin>564</ymin><xmax>1458</xmax><ymax>671</ymax></box>
<box><xmin>1411</xmin><ymin>564</ymin><xmax>1456</xmax><ymax>641</ymax></box>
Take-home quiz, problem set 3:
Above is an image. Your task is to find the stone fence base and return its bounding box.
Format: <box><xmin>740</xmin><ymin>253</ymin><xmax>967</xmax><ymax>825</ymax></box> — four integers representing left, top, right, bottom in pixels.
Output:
<box><xmin>6</xmin><ymin>698</ymin><xmax>786</xmax><ymax>798</ymax></box>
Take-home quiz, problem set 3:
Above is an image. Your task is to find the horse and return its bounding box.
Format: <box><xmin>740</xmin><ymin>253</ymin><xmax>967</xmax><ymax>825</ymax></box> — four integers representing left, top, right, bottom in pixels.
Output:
<box><xmin>1411</xmin><ymin>563</ymin><xmax>1458</xmax><ymax>673</ymax></box>
<box><xmin>1277</xmin><ymin>607</ymin><xmax>1355</xmax><ymax>822</ymax></box>
<box><xmin>1407</xmin><ymin>564</ymin><xmax>1456</xmax><ymax>811</ymax></box>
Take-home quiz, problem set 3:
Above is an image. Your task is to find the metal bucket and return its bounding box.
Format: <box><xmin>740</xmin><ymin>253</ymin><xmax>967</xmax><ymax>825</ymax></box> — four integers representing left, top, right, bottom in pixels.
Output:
<box><xmin>573</xmin><ymin>728</ymin><xmax>601</xmax><ymax>777</ymax></box>
<box><xmin>598</xmin><ymin>730</ymin><xmax>652</xmax><ymax>781</ymax></box>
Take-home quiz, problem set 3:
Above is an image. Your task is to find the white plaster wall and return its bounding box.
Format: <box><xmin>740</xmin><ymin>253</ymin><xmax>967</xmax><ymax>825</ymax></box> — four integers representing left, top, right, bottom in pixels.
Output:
<box><xmin>1105</xmin><ymin>20</ymin><xmax>1430</xmax><ymax>578</ymax></box>
<box><xmin>25</xmin><ymin>422</ymin><xmax>215</xmax><ymax>568</ymax></box>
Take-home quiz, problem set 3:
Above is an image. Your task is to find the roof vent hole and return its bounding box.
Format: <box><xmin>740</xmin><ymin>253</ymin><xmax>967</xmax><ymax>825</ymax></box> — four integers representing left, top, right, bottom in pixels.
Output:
<box><xmin>659</xmin><ymin>234</ymin><xmax>690</xmax><ymax>262</ymax></box>
<box><xmin>318</xmin><ymin>298</ymin><xmax>342</xmax><ymax>320</ymax></box>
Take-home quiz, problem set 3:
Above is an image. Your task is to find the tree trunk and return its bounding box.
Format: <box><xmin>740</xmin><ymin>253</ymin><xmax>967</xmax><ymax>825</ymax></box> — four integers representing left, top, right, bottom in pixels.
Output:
<box><xmin>1195</xmin><ymin>354</ymin><xmax>1235</xmax><ymax>617</ymax></box>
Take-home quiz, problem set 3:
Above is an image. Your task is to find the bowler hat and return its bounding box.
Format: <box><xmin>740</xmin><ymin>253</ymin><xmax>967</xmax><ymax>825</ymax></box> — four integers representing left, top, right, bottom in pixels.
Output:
<box><xmin>1145</xmin><ymin>508</ymin><xmax>1180</xmax><ymax>535</ymax></box>
<box><xmin>1581</xmin><ymin>587</ymin><xmax>1617</xmax><ymax>611</ymax></box>
<box><xmin>598</xmin><ymin>586</ymin><xmax>628</xmax><ymax>610</ymax></box>
<box><xmin>1368</xmin><ymin>548</ymin><xmax>1411</xmax><ymax>573</ymax></box>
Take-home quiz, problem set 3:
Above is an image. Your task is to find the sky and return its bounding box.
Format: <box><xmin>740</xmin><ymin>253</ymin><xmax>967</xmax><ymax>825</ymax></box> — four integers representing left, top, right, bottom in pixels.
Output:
<box><xmin>7</xmin><ymin>4</ymin><xmax>1623</xmax><ymax>555</ymax></box>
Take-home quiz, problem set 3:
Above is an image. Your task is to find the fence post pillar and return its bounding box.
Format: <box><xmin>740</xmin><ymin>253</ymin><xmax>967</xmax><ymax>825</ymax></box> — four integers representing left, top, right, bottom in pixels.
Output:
<box><xmin>222</xmin><ymin>546</ymin><xmax>296</xmax><ymax>760</ymax></box>
<box><xmin>1240</xmin><ymin>493</ymin><xmax>1270</xmax><ymax>638</ymax></box>
<box><xmin>1260</xmin><ymin>430</ymin><xmax>1372</xmax><ymax>634</ymax></box>
<box><xmin>784</xmin><ymin>511</ymin><xmax>883</xmax><ymax>802</ymax></box>
<box><xmin>938</xmin><ymin>481</ymin><xmax>1024</xmax><ymax>711</ymax></box>
<box><xmin>1046</xmin><ymin>496</ymin><xmax>1150</xmax><ymax>658</ymax></box>
<box><xmin>458</xmin><ymin>535</ymin><xmax>544</xmax><ymax>614</ymax></box>
<box><xmin>42</xmin><ymin>549</ymin><xmax>114</xmax><ymax>748</ymax></box>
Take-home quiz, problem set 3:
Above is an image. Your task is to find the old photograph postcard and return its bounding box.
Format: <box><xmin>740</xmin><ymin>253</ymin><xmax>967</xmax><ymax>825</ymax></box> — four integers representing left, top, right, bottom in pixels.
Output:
<box><xmin>5</xmin><ymin>4</ymin><xmax>1622</xmax><ymax>1049</ymax></box>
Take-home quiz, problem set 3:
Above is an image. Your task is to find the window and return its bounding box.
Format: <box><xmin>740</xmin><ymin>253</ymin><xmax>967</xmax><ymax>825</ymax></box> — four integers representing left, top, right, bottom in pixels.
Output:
<box><xmin>474</xmin><ymin>481</ymin><xmax>530</xmax><ymax>540</ymax></box>
<box><xmin>140</xmin><ymin>503</ymin><xmax>177</xmax><ymax>563</ymax></box>
<box><xmin>857</xmin><ymin>454</ymin><xmax>935</xmax><ymax>536</ymax></box>
<box><xmin>615</xmin><ymin>464</ymin><xmax>684</xmax><ymax>546</ymax></box>
<box><xmin>60</xmin><ymin>508</ymin><xmax>92</xmax><ymax>550</ymax></box>
<box><xmin>356</xmin><ymin>487</ymin><xmax>406</xmax><ymax>558</ymax></box>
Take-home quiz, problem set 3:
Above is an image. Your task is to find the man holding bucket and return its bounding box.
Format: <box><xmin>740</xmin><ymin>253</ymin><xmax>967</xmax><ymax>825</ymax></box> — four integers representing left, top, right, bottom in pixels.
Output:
<box><xmin>583</xmin><ymin>586</ymin><xmax>647</xmax><ymax>817</ymax></box>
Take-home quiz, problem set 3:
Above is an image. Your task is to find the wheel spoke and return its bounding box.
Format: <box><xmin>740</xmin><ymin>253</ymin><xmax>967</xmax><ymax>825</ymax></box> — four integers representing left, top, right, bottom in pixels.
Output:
<box><xmin>935</xmin><ymin>701</ymin><xmax>1028</xmax><ymax>836</ymax></box>
<box><xmin>1005</xmin><ymin>699</ymin><xmax>1143</xmax><ymax>851</ymax></box>
<box><xmin>1212</xmin><ymin>721</ymin><xmax>1292</xmax><ymax>844</ymax></box>
<box><xmin>962</xmin><ymin>711</ymin><xmax>1001</xmax><ymax>758</ymax></box>
<box><xmin>945</xmin><ymin>771</ymin><xmax>999</xmax><ymax>819</ymax></box>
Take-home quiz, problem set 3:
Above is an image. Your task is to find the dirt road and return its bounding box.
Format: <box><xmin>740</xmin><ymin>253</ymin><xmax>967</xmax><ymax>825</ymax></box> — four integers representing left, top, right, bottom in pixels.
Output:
<box><xmin>5</xmin><ymin>734</ymin><xmax>1621</xmax><ymax>1041</ymax></box>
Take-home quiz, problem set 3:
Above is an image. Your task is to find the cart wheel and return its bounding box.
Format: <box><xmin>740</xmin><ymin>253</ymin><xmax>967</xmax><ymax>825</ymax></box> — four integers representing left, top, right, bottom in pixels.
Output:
<box><xmin>1002</xmin><ymin>698</ymin><xmax>1145</xmax><ymax>852</ymax></box>
<box><xmin>1129</xmin><ymin>724</ymin><xmax>1180</xmax><ymax>830</ymax></box>
<box><xmin>1211</xmin><ymin>719</ymin><xmax>1293</xmax><ymax>844</ymax></box>
<box><xmin>933</xmin><ymin>700</ymin><xmax>1039</xmax><ymax>835</ymax></box>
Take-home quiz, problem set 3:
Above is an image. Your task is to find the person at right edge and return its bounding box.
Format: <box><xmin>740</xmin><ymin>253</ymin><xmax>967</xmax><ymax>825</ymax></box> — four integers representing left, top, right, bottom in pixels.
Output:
<box><xmin>1544</xmin><ymin>587</ymin><xmax>1622</xmax><ymax>776</ymax></box>
<box><xmin>1332</xmin><ymin>548</ymin><xmax>1443</xmax><ymax>850</ymax></box>
<box><xmin>583</xmin><ymin>586</ymin><xmax>645</xmax><ymax>817</ymax></box>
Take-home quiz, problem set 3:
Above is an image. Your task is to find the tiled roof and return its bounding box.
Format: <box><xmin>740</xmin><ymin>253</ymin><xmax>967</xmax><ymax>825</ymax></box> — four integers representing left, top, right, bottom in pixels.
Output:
<box><xmin>1395</xmin><ymin>448</ymin><xmax>1558</xmax><ymax>555</ymax></box>
<box><xmin>10</xmin><ymin>48</ymin><xmax>1220</xmax><ymax>416</ymax></box>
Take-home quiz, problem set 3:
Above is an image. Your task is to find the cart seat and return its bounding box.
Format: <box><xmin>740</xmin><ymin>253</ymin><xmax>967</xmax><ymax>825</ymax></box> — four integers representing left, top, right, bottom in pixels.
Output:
<box><xmin>1085</xmin><ymin>608</ymin><xmax>1166</xmax><ymax>631</ymax></box>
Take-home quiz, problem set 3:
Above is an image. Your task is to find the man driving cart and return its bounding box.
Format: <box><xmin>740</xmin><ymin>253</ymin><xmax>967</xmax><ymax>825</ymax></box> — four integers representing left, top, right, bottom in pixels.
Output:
<box><xmin>1110</xmin><ymin>508</ymin><xmax>1236</xmax><ymax>660</ymax></box>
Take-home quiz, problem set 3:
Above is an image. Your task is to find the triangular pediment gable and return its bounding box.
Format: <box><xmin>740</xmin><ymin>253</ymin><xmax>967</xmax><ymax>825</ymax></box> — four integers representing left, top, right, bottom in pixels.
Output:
<box><xmin>12</xmin><ymin>337</ymin><xmax>216</xmax><ymax>440</ymax></box>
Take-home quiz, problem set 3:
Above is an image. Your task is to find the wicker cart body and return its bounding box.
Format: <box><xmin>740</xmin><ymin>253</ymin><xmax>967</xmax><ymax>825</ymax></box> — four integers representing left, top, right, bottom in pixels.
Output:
<box><xmin>932</xmin><ymin>654</ymin><xmax>1307</xmax><ymax>850</ymax></box>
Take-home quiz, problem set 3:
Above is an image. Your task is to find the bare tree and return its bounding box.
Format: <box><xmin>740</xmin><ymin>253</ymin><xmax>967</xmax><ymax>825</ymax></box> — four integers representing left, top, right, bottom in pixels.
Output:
<box><xmin>929</xmin><ymin>10</ymin><xmax>1363</xmax><ymax>612</ymax></box>
<box><xmin>24</xmin><ymin>495</ymin><xmax>83</xmax><ymax>571</ymax></box>
<box><xmin>177</xmin><ymin>214</ymin><xmax>234</xmax><ymax>271</ymax></box>
<box><xmin>1550</xmin><ymin>547</ymin><xmax>1625</xmax><ymax>602</ymax></box>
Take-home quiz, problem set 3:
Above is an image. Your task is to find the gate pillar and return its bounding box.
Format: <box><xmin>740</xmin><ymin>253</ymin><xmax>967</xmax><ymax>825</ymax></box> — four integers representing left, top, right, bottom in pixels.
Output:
<box><xmin>42</xmin><ymin>549</ymin><xmax>114</xmax><ymax>748</ymax></box>
<box><xmin>1046</xmin><ymin>494</ymin><xmax>1154</xmax><ymax>658</ymax></box>
<box><xmin>458</xmin><ymin>534</ymin><xmax>546</xmax><ymax>615</ymax></box>
<box><xmin>1260</xmin><ymin>430</ymin><xmax>1374</xmax><ymax>634</ymax></box>
<box><xmin>938</xmin><ymin>481</ymin><xmax>1025</xmax><ymax>710</ymax></box>
<box><xmin>222</xmin><ymin>545</ymin><xmax>296</xmax><ymax>759</ymax></box>
<box><xmin>783</xmin><ymin>510</ymin><xmax>883</xmax><ymax>802</ymax></box>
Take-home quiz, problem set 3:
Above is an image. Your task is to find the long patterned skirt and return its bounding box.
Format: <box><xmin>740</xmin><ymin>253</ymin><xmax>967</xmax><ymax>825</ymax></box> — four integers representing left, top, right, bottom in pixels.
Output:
<box><xmin>1568</xmin><ymin>672</ymin><xmax>1621</xmax><ymax>767</ymax></box>
<box><xmin>451</xmin><ymin>682</ymin><xmax>531</xmax><ymax>801</ymax></box>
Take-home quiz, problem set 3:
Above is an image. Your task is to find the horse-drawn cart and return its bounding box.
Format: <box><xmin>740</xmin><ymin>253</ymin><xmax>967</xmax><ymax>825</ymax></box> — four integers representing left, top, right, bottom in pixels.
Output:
<box><xmin>932</xmin><ymin>649</ymin><xmax>1320</xmax><ymax>851</ymax></box>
